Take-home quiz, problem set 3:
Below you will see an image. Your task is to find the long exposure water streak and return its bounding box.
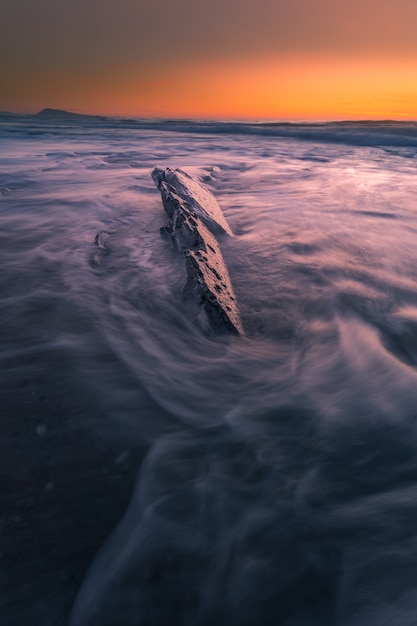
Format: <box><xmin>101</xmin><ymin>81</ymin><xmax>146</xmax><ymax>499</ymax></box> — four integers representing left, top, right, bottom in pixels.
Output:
<box><xmin>2</xmin><ymin>117</ymin><xmax>417</xmax><ymax>625</ymax></box>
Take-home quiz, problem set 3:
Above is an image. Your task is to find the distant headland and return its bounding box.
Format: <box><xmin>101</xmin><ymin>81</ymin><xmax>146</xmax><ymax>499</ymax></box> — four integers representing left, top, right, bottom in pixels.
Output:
<box><xmin>33</xmin><ymin>108</ymin><xmax>108</xmax><ymax>121</ymax></box>
<box><xmin>0</xmin><ymin>108</ymin><xmax>109</xmax><ymax>122</ymax></box>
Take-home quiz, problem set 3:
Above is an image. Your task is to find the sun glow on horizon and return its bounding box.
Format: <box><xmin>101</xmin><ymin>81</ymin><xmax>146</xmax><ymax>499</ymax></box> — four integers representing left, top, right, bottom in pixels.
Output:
<box><xmin>122</xmin><ymin>56</ymin><xmax>417</xmax><ymax>121</ymax></box>
<box><xmin>3</xmin><ymin>0</ymin><xmax>417</xmax><ymax>121</ymax></box>
<box><xmin>4</xmin><ymin>55</ymin><xmax>417</xmax><ymax>122</ymax></box>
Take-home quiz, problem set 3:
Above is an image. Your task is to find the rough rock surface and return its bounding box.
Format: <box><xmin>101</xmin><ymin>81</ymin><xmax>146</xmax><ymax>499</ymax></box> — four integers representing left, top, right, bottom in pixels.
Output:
<box><xmin>152</xmin><ymin>167</ymin><xmax>244</xmax><ymax>336</ymax></box>
<box><xmin>152</xmin><ymin>167</ymin><xmax>233</xmax><ymax>236</ymax></box>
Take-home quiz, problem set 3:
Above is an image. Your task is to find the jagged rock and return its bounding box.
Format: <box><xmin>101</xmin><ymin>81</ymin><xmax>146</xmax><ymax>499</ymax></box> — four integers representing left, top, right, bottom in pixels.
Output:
<box><xmin>90</xmin><ymin>231</ymin><xmax>113</xmax><ymax>268</ymax></box>
<box><xmin>94</xmin><ymin>231</ymin><xmax>111</xmax><ymax>249</ymax></box>
<box><xmin>152</xmin><ymin>167</ymin><xmax>244</xmax><ymax>336</ymax></box>
<box><xmin>152</xmin><ymin>167</ymin><xmax>233</xmax><ymax>236</ymax></box>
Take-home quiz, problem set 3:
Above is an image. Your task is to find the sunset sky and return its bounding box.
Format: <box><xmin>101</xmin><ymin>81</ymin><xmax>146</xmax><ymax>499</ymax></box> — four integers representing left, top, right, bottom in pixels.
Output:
<box><xmin>2</xmin><ymin>0</ymin><xmax>417</xmax><ymax>120</ymax></box>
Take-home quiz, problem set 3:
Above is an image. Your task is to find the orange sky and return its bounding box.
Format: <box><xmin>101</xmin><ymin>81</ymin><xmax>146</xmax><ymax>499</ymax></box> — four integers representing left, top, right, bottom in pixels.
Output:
<box><xmin>2</xmin><ymin>0</ymin><xmax>417</xmax><ymax>120</ymax></box>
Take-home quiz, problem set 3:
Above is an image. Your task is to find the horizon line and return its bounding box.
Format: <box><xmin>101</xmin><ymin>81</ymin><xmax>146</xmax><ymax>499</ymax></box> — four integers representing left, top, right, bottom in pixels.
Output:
<box><xmin>2</xmin><ymin>107</ymin><xmax>417</xmax><ymax>125</ymax></box>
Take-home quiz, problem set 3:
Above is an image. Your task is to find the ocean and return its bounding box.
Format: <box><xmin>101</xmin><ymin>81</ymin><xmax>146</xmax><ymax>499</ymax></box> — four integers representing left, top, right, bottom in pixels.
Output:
<box><xmin>2</xmin><ymin>116</ymin><xmax>417</xmax><ymax>625</ymax></box>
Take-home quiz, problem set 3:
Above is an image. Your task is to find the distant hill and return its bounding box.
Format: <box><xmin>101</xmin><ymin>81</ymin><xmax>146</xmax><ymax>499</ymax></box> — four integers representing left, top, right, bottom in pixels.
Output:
<box><xmin>33</xmin><ymin>108</ymin><xmax>108</xmax><ymax>121</ymax></box>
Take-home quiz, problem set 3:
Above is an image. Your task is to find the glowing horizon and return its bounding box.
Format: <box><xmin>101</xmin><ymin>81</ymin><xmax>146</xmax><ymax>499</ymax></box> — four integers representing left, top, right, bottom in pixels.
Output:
<box><xmin>2</xmin><ymin>0</ymin><xmax>417</xmax><ymax>121</ymax></box>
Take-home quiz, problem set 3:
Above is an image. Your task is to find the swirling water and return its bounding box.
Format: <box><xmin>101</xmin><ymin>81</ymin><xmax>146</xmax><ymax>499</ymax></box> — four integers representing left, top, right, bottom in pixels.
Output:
<box><xmin>3</xmin><ymin>118</ymin><xmax>417</xmax><ymax>625</ymax></box>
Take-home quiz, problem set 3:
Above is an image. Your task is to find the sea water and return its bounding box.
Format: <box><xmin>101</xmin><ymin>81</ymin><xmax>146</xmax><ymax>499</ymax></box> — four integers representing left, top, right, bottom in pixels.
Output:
<box><xmin>2</xmin><ymin>117</ymin><xmax>417</xmax><ymax>625</ymax></box>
